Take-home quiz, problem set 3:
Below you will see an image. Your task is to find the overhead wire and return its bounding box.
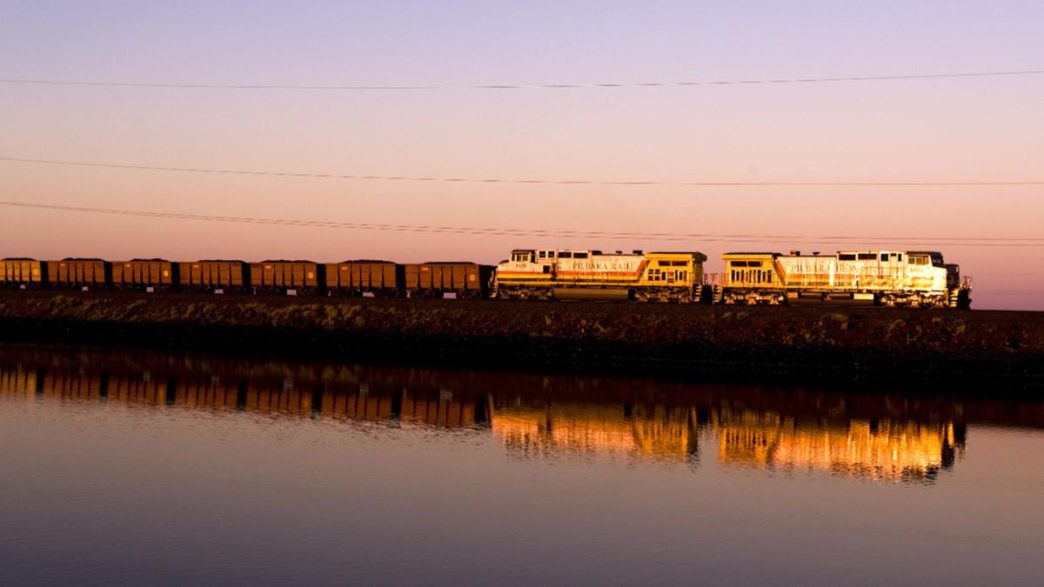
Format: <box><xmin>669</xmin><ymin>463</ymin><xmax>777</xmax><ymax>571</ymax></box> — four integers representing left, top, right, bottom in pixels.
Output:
<box><xmin>2</xmin><ymin>69</ymin><xmax>1043</xmax><ymax>91</ymax></box>
<box><xmin>3</xmin><ymin>157</ymin><xmax>1043</xmax><ymax>187</ymax></box>
<box><xmin>2</xmin><ymin>200</ymin><xmax>1042</xmax><ymax>247</ymax></box>
<box><xmin>3</xmin><ymin>68</ymin><xmax>1042</xmax><ymax>249</ymax></box>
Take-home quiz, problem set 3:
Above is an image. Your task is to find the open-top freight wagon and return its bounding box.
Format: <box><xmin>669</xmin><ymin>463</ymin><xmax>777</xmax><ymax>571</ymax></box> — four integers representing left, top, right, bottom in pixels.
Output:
<box><xmin>178</xmin><ymin>260</ymin><xmax>250</xmax><ymax>293</ymax></box>
<box><xmin>0</xmin><ymin>258</ymin><xmax>46</xmax><ymax>288</ymax></box>
<box><xmin>112</xmin><ymin>259</ymin><xmax>178</xmax><ymax>292</ymax></box>
<box><xmin>249</xmin><ymin>261</ymin><xmax>324</xmax><ymax>295</ymax></box>
<box><xmin>404</xmin><ymin>262</ymin><xmax>492</xmax><ymax>299</ymax></box>
<box><xmin>325</xmin><ymin>261</ymin><xmax>401</xmax><ymax>297</ymax></box>
<box><xmin>46</xmin><ymin>258</ymin><xmax>110</xmax><ymax>290</ymax></box>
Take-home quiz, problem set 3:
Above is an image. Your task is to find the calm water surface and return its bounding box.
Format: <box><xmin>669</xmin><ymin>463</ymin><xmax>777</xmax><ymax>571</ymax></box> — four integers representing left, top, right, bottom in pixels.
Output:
<box><xmin>2</xmin><ymin>344</ymin><xmax>1044</xmax><ymax>586</ymax></box>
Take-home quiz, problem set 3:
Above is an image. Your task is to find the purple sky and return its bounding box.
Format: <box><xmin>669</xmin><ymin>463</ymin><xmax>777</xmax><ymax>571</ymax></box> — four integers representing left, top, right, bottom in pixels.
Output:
<box><xmin>1</xmin><ymin>1</ymin><xmax>1042</xmax><ymax>309</ymax></box>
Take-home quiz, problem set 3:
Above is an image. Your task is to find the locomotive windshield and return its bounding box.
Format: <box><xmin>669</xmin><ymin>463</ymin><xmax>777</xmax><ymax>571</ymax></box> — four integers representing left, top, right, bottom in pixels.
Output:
<box><xmin>908</xmin><ymin>253</ymin><xmax>945</xmax><ymax>267</ymax></box>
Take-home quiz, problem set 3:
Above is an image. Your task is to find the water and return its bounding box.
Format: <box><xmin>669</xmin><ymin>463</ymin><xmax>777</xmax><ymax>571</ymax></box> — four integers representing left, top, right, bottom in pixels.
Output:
<box><xmin>2</xmin><ymin>345</ymin><xmax>1044</xmax><ymax>585</ymax></box>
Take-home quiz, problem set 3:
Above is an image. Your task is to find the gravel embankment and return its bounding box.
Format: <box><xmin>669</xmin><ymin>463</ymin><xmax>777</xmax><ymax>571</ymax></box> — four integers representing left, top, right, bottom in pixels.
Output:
<box><xmin>0</xmin><ymin>292</ymin><xmax>1041</xmax><ymax>383</ymax></box>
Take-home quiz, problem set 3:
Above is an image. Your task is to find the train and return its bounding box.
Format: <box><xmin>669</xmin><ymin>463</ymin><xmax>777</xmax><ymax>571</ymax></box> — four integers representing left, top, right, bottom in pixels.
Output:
<box><xmin>0</xmin><ymin>247</ymin><xmax>973</xmax><ymax>309</ymax></box>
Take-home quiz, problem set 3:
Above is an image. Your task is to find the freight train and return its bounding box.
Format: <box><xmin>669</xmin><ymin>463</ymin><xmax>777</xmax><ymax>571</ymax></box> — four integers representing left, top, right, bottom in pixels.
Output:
<box><xmin>0</xmin><ymin>247</ymin><xmax>972</xmax><ymax>308</ymax></box>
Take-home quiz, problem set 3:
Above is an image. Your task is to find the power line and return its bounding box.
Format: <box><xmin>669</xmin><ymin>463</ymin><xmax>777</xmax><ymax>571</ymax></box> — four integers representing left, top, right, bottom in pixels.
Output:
<box><xmin>2</xmin><ymin>69</ymin><xmax>1043</xmax><ymax>91</ymax></box>
<box><xmin>3</xmin><ymin>157</ymin><xmax>1043</xmax><ymax>188</ymax></box>
<box><xmin>2</xmin><ymin>200</ymin><xmax>1043</xmax><ymax>247</ymax></box>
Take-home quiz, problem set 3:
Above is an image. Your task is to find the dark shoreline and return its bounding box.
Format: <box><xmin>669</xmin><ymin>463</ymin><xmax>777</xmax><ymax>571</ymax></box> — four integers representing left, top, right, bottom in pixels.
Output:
<box><xmin>1</xmin><ymin>292</ymin><xmax>1042</xmax><ymax>388</ymax></box>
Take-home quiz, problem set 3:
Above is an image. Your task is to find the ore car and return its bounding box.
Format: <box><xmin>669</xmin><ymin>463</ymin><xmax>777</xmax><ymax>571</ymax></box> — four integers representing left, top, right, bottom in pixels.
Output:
<box><xmin>178</xmin><ymin>260</ymin><xmax>250</xmax><ymax>294</ymax></box>
<box><xmin>719</xmin><ymin>250</ymin><xmax>971</xmax><ymax>309</ymax></box>
<box><xmin>404</xmin><ymin>262</ymin><xmax>491</xmax><ymax>299</ymax></box>
<box><xmin>46</xmin><ymin>258</ymin><xmax>111</xmax><ymax>290</ymax></box>
<box><xmin>325</xmin><ymin>260</ymin><xmax>402</xmax><ymax>297</ymax></box>
<box><xmin>493</xmin><ymin>249</ymin><xmax>707</xmax><ymax>302</ymax></box>
<box><xmin>0</xmin><ymin>258</ymin><xmax>46</xmax><ymax>289</ymax></box>
<box><xmin>112</xmin><ymin>259</ymin><xmax>178</xmax><ymax>292</ymax></box>
<box><xmin>249</xmin><ymin>260</ymin><xmax>324</xmax><ymax>295</ymax></box>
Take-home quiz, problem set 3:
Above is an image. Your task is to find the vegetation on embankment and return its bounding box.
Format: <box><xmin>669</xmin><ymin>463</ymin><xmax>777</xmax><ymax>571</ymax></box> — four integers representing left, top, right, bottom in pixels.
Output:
<box><xmin>0</xmin><ymin>292</ymin><xmax>1041</xmax><ymax>384</ymax></box>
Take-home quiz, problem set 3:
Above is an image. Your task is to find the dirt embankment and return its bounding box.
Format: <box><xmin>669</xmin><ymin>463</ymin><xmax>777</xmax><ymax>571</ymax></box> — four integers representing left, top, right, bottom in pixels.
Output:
<box><xmin>0</xmin><ymin>292</ymin><xmax>1041</xmax><ymax>383</ymax></box>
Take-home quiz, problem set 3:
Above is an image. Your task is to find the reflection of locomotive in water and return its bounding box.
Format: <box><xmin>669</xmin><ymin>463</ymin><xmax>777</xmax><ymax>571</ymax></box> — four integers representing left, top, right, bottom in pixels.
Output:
<box><xmin>0</xmin><ymin>354</ymin><xmax>974</xmax><ymax>482</ymax></box>
<box><xmin>1</xmin><ymin>246</ymin><xmax>971</xmax><ymax>308</ymax></box>
<box><xmin>488</xmin><ymin>402</ymin><xmax>963</xmax><ymax>482</ymax></box>
<box><xmin>491</xmin><ymin>403</ymin><xmax>701</xmax><ymax>463</ymax></box>
<box><xmin>713</xmin><ymin>409</ymin><xmax>962</xmax><ymax>482</ymax></box>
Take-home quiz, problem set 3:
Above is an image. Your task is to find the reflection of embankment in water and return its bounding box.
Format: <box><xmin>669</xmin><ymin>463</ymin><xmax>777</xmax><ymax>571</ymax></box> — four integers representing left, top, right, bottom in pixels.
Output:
<box><xmin>3</xmin><ymin>345</ymin><xmax>1044</xmax><ymax>482</ymax></box>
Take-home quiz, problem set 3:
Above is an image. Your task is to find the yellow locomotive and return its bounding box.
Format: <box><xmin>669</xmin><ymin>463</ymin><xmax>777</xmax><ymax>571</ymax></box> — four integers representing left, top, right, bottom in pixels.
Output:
<box><xmin>719</xmin><ymin>250</ymin><xmax>972</xmax><ymax>309</ymax></box>
<box><xmin>493</xmin><ymin>249</ymin><xmax>707</xmax><ymax>302</ymax></box>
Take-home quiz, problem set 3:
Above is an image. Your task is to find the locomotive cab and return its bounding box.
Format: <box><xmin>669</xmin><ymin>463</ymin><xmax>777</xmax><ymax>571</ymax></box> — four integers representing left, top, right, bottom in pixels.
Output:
<box><xmin>905</xmin><ymin>252</ymin><xmax>970</xmax><ymax>308</ymax></box>
<box><xmin>905</xmin><ymin>252</ymin><xmax>949</xmax><ymax>293</ymax></box>
<box><xmin>507</xmin><ymin>249</ymin><xmax>556</xmax><ymax>275</ymax></box>
<box><xmin>511</xmin><ymin>250</ymin><xmax>535</xmax><ymax>263</ymax></box>
<box><xmin>493</xmin><ymin>249</ymin><xmax>556</xmax><ymax>299</ymax></box>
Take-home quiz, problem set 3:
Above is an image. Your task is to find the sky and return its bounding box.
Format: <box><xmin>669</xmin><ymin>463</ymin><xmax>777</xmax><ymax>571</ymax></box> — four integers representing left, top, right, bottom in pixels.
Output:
<box><xmin>1</xmin><ymin>1</ymin><xmax>1042</xmax><ymax>310</ymax></box>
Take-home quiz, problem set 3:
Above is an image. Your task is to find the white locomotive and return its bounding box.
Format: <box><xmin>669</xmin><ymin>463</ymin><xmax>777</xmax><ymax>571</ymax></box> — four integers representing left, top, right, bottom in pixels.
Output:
<box><xmin>493</xmin><ymin>249</ymin><xmax>707</xmax><ymax>302</ymax></box>
<box><xmin>720</xmin><ymin>250</ymin><xmax>972</xmax><ymax>308</ymax></box>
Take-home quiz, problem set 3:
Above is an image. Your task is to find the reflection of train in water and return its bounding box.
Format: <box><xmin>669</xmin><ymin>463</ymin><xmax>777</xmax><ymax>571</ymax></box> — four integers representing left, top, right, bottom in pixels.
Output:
<box><xmin>713</xmin><ymin>409</ymin><xmax>959</xmax><ymax>482</ymax></box>
<box><xmin>491</xmin><ymin>403</ymin><xmax>700</xmax><ymax>463</ymax></box>
<box><xmin>1</xmin><ymin>247</ymin><xmax>972</xmax><ymax>308</ymax></box>
<box><xmin>1</xmin><ymin>347</ymin><xmax>1005</xmax><ymax>483</ymax></box>
<box><xmin>0</xmin><ymin>365</ymin><xmax>487</xmax><ymax>429</ymax></box>
<box><xmin>488</xmin><ymin>403</ymin><xmax>962</xmax><ymax>482</ymax></box>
